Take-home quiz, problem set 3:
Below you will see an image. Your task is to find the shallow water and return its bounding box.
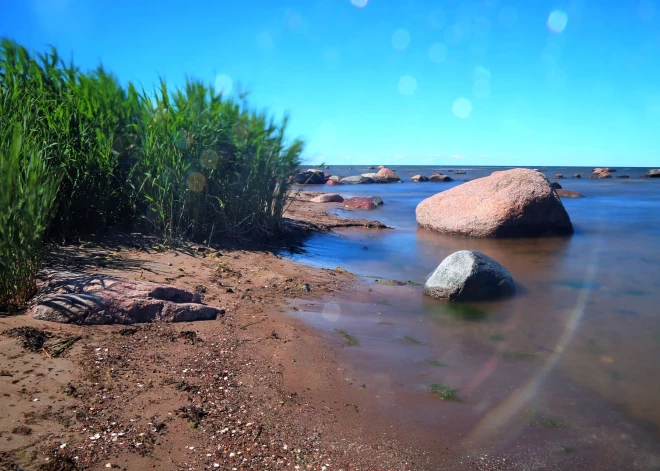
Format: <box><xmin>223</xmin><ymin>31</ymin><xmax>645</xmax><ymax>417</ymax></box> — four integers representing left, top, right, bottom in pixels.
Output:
<box><xmin>286</xmin><ymin>165</ymin><xmax>660</xmax><ymax>467</ymax></box>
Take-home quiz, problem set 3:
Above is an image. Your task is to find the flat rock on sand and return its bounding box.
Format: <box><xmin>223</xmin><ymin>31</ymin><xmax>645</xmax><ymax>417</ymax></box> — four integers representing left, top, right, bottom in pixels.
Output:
<box><xmin>310</xmin><ymin>193</ymin><xmax>344</xmax><ymax>203</ymax></box>
<box><xmin>28</xmin><ymin>269</ymin><xmax>222</xmax><ymax>325</ymax></box>
<box><xmin>424</xmin><ymin>250</ymin><xmax>515</xmax><ymax>301</ymax></box>
<box><xmin>416</xmin><ymin>168</ymin><xmax>574</xmax><ymax>237</ymax></box>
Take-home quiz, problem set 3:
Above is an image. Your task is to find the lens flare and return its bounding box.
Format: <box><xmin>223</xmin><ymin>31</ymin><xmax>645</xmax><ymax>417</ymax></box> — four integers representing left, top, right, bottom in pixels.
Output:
<box><xmin>214</xmin><ymin>74</ymin><xmax>233</xmax><ymax>95</ymax></box>
<box><xmin>391</xmin><ymin>28</ymin><xmax>411</xmax><ymax>51</ymax></box>
<box><xmin>452</xmin><ymin>98</ymin><xmax>472</xmax><ymax>119</ymax></box>
<box><xmin>547</xmin><ymin>10</ymin><xmax>568</xmax><ymax>33</ymax></box>
<box><xmin>322</xmin><ymin>302</ymin><xmax>341</xmax><ymax>322</ymax></box>
<box><xmin>200</xmin><ymin>149</ymin><xmax>220</xmax><ymax>170</ymax></box>
<box><xmin>398</xmin><ymin>75</ymin><xmax>417</xmax><ymax>96</ymax></box>
<box><xmin>187</xmin><ymin>172</ymin><xmax>206</xmax><ymax>193</ymax></box>
<box><xmin>428</xmin><ymin>42</ymin><xmax>448</xmax><ymax>63</ymax></box>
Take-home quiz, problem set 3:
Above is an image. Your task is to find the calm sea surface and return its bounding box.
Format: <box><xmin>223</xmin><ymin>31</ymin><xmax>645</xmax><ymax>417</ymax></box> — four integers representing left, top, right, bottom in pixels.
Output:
<box><xmin>286</xmin><ymin>165</ymin><xmax>660</xmax><ymax>469</ymax></box>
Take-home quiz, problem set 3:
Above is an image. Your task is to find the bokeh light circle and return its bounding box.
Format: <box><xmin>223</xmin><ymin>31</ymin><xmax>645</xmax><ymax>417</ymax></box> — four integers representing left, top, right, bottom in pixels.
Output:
<box><xmin>473</xmin><ymin>66</ymin><xmax>492</xmax><ymax>82</ymax></box>
<box><xmin>444</xmin><ymin>25</ymin><xmax>464</xmax><ymax>46</ymax></box>
<box><xmin>322</xmin><ymin>301</ymin><xmax>341</xmax><ymax>322</ymax></box>
<box><xmin>187</xmin><ymin>172</ymin><xmax>206</xmax><ymax>193</ymax></box>
<box><xmin>428</xmin><ymin>9</ymin><xmax>447</xmax><ymax>30</ymax></box>
<box><xmin>452</xmin><ymin>98</ymin><xmax>473</xmax><ymax>119</ymax></box>
<box><xmin>428</xmin><ymin>43</ymin><xmax>448</xmax><ymax>63</ymax></box>
<box><xmin>350</xmin><ymin>0</ymin><xmax>368</xmax><ymax>7</ymax></box>
<box><xmin>498</xmin><ymin>6</ymin><xmax>519</xmax><ymax>28</ymax></box>
<box><xmin>200</xmin><ymin>149</ymin><xmax>220</xmax><ymax>170</ymax></box>
<box><xmin>398</xmin><ymin>75</ymin><xmax>417</xmax><ymax>96</ymax></box>
<box><xmin>473</xmin><ymin>79</ymin><xmax>491</xmax><ymax>100</ymax></box>
<box><xmin>214</xmin><ymin>74</ymin><xmax>233</xmax><ymax>95</ymax></box>
<box><xmin>391</xmin><ymin>29</ymin><xmax>411</xmax><ymax>51</ymax></box>
<box><xmin>547</xmin><ymin>10</ymin><xmax>568</xmax><ymax>33</ymax></box>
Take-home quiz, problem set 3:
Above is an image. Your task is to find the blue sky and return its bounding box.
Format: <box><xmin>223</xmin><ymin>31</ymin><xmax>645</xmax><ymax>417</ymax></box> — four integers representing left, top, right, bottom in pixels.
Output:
<box><xmin>1</xmin><ymin>0</ymin><xmax>659</xmax><ymax>166</ymax></box>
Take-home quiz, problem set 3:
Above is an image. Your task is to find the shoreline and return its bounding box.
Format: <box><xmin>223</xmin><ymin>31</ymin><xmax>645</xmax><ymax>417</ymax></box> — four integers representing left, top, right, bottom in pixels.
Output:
<box><xmin>1</xmin><ymin>193</ymin><xmax>447</xmax><ymax>471</ymax></box>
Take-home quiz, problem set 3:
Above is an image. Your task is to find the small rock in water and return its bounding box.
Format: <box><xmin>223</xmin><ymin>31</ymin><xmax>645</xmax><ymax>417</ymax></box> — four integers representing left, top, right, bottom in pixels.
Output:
<box><xmin>551</xmin><ymin>182</ymin><xmax>562</xmax><ymax>190</ymax></box>
<box><xmin>424</xmin><ymin>250</ymin><xmax>515</xmax><ymax>301</ymax></box>
<box><xmin>369</xmin><ymin>196</ymin><xmax>384</xmax><ymax>206</ymax></box>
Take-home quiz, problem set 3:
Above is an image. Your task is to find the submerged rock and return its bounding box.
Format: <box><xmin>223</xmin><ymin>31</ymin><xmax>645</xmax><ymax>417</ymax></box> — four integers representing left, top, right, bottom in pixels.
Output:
<box><xmin>369</xmin><ymin>196</ymin><xmax>384</xmax><ymax>206</ymax></box>
<box><xmin>342</xmin><ymin>197</ymin><xmax>377</xmax><ymax>210</ymax></box>
<box><xmin>341</xmin><ymin>175</ymin><xmax>374</xmax><ymax>184</ymax></box>
<box><xmin>423</xmin><ymin>251</ymin><xmax>515</xmax><ymax>301</ymax></box>
<box><xmin>615</xmin><ymin>175</ymin><xmax>630</xmax><ymax>179</ymax></box>
<box><xmin>295</xmin><ymin>171</ymin><xmax>325</xmax><ymax>184</ymax></box>
<box><xmin>556</xmin><ymin>189</ymin><xmax>584</xmax><ymax>198</ymax></box>
<box><xmin>310</xmin><ymin>193</ymin><xmax>344</xmax><ymax>203</ymax></box>
<box><xmin>416</xmin><ymin>168</ymin><xmax>573</xmax><ymax>237</ymax></box>
<box><xmin>429</xmin><ymin>174</ymin><xmax>454</xmax><ymax>182</ymax></box>
<box><xmin>29</xmin><ymin>270</ymin><xmax>221</xmax><ymax>325</ymax></box>
<box><xmin>411</xmin><ymin>175</ymin><xmax>429</xmax><ymax>182</ymax></box>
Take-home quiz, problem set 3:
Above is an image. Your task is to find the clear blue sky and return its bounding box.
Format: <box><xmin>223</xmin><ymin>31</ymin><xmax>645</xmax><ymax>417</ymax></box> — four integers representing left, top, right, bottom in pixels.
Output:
<box><xmin>1</xmin><ymin>0</ymin><xmax>659</xmax><ymax>167</ymax></box>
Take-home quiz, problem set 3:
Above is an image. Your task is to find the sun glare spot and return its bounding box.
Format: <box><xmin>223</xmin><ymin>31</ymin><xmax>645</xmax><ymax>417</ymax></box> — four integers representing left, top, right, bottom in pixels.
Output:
<box><xmin>214</xmin><ymin>74</ymin><xmax>233</xmax><ymax>95</ymax></box>
<box><xmin>452</xmin><ymin>98</ymin><xmax>472</xmax><ymax>119</ymax></box>
<box><xmin>428</xmin><ymin>43</ymin><xmax>448</xmax><ymax>63</ymax></box>
<box><xmin>547</xmin><ymin>10</ymin><xmax>568</xmax><ymax>33</ymax></box>
<box><xmin>398</xmin><ymin>75</ymin><xmax>417</xmax><ymax>96</ymax></box>
<box><xmin>187</xmin><ymin>172</ymin><xmax>206</xmax><ymax>193</ymax></box>
<box><xmin>351</xmin><ymin>0</ymin><xmax>368</xmax><ymax>8</ymax></box>
<box><xmin>392</xmin><ymin>29</ymin><xmax>411</xmax><ymax>51</ymax></box>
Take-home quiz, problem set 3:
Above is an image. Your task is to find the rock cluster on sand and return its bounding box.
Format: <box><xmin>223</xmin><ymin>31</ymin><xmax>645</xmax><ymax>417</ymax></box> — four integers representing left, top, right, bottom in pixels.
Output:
<box><xmin>642</xmin><ymin>169</ymin><xmax>660</xmax><ymax>178</ymax></box>
<box><xmin>310</xmin><ymin>194</ymin><xmax>344</xmax><ymax>203</ymax></box>
<box><xmin>416</xmin><ymin>168</ymin><xmax>573</xmax><ymax>237</ymax></box>
<box><xmin>342</xmin><ymin>197</ymin><xmax>377</xmax><ymax>210</ymax></box>
<box><xmin>29</xmin><ymin>270</ymin><xmax>222</xmax><ymax>325</ymax></box>
<box><xmin>429</xmin><ymin>174</ymin><xmax>454</xmax><ymax>182</ymax></box>
<box><xmin>423</xmin><ymin>251</ymin><xmax>515</xmax><ymax>301</ymax></box>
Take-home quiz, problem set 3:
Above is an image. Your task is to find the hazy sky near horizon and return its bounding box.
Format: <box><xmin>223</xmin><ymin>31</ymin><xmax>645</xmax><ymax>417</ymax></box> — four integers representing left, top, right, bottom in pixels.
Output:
<box><xmin>1</xmin><ymin>0</ymin><xmax>659</xmax><ymax>166</ymax></box>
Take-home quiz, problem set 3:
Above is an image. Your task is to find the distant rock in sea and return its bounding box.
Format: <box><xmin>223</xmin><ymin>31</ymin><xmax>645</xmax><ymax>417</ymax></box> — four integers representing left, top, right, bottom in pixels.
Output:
<box><xmin>416</xmin><ymin>168</ymin><xmax>573</xmax><ymax>237</ymax></box>
<box><xmin>556</xmin><ymin>189</ymin><xmax>584</xmax><ymax>198</ymax></box>
<box><xmin>642</xmin><ymin>169</ymin><xmax>660</xmax><ymax>178</ymax></box>
<box><xmin>551</xmin><ymin>182</ymin><xmax>562</xmax><ymax>189</ymax></box>
<box><xmin>591</xmin><ymin>168</ymin><xmax>613</xmax><ymax>179</ymax></box>
<box><xmin>573</xmin><ymin>174</ymin><xmax>581</xmax><ymax>178</ymax></box>
<box><xmin>553</xmin><ymin>174</ymin><xmax>564</xmax><ymax>179</ymax></box>
<box><xmin>411</xmin><ymin>175</ymin><xmax>429</xmax><ymax>182</ymax></box>
<box><xmin>454</xmin><ymin>170</ymin><xmax>467</xmax><ymax>175</ymax></box>
<box><xmin>429</xmin><ymin>174</ymin><xmax>454</xmax><ymax>182</ymax></box>
<box><xmin>341</xmin><ymin>175</ymin><xmax>374</xmax><ymax>184</ymax></box>
<box><xmin>295</xmin><ymin>171</ymin><xmax>325</xmax><ymax>184</ymax></box>
<box><xmin>423</xmin><ymin>250</ymin><xmax>515</xmax><ymax>301</ymax></box>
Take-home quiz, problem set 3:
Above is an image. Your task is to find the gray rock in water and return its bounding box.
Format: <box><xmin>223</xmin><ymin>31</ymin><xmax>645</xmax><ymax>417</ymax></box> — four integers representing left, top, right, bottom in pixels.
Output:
<box><xmin>369</xmin><ymin>196</ymin><xmax>384</xmax><ymax>206</ymax></box>
<box><xmin>341</xmin><ymin>175</ymin><xmax>375</xmax><ymax>184</ymax></box>
<box><xmin>423</xmin><ymin>251</ymin><xmax>515</xmax><ymax>301</ymax></box>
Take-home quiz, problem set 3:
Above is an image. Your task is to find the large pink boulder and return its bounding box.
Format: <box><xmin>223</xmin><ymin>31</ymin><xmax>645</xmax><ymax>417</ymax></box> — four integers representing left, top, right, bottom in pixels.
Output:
<box><xmin>310</xmin><ymin>193</ymin><xmax>344</xmax><ymax>203</ymax></box>
<box><xmin>342</xmin><ymin>197</ymin><xmax>377</xmax><ymax>210</ymax></box>
<box><xmin>375</xmin><ymin>167</ymin><xmax>401</xmax><ymax>182</ymax></box>
<box><xmin>416</xmin><ymin>168</ymin><xmax>573</xmax><ymax>237</ymax></box>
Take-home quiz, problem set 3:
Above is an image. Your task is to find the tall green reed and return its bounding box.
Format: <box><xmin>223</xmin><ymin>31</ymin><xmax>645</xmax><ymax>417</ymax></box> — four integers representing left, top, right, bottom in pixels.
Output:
<box><xmin>0</xmin><ymin>126</ymin><xmax>61</xmax><ymax>311</ymax></box>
